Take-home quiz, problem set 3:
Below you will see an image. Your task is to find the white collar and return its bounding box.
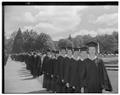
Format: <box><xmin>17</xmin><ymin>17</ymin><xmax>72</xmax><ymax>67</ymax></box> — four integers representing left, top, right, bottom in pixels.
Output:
<box><xmin>65</xmin><ymin>54</ymin><xmax>67</xmax><ymax>57</ymax></box>
<box><xmin>73</xmin><ymin>56</ymin><xmax>79</xmax><ymax>60</ymax></box>
<box><xmin>71</xmin><ymin>55</ymin><xmax>74</xmax><ymax>58</ymax></box>
<box><xmin>80</xmin><ymin>58</ymin><xmax>84</xmax><ymax>61</ymax></box>
<box><xmin>88</xmin><ymin>55</ymin><xmax>97</xmax><ymax>60</ymax></box>
<box><xmin>67</xmin><ymin>55</ymin><xmax>73</xmax><ymax>59</ymax></box>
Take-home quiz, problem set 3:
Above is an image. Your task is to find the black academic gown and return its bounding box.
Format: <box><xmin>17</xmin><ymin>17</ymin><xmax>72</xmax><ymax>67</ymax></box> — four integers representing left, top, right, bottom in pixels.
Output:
<box><xmin>27</xmin><ymin>55</ymin><xmax>31</xmax><ymax>70</ymax></box>
<box><xmin>35</xmin><ymin>55</ymin><xmax>42</xmax><ymax>77</ymax></box>
<box><xmin>54</xmin><ymin>58</ymin><xmax>59</xmax><ymax>77</ymax></box>
<box><xmin>50</xmin><ymin>58</ymin><xmax>56</xmax><ymax>92</ymax></box>
<box><xmin>54</xmin><ymin>57</ymin><xmax>62</xmax><ymax>93</ymax></box>
<box><xmin>24</xmin><ymin>54</ymin><xmax>29</xmax><ymax>70</ymax></box>
<box><xmin>42</xmin><ymin>56</ymin><xmax>49</xmax><ymax>74</ymax></box>
<box><xmin>53</xmin><ymin>58</ymin><xmax>59</xmax><ymax>92</ymax></box>
<box><xmin>84</xmin><ymin>58</ymin><xmax>112</xmax><ymax>93</ymax></box>
<box><xmin>76</xmin><ymin>58</ymin><xmax>87</xmax><ymax>93</ymax></box>
<box><xmin>70</xmin><ymin>58</ymin><xmax>80</xmax><ymax>92</ymax></box>
<box><xmin>47</xmin><ymin>58</ymin><xmax>54</xmax><ymax>91</ymax></box>
<box><xmin>64</xmin><ymin>57</ymin><xmax>74</xmax><ymax>93</ymax></box>
<box><xmin>42</xmin><ymin>56</ymin><xmax>50</xmax><ymax>89</ymax></box>
<box><xmin>55</xmin><ymin>56</ymin><xmax>65</xmax><ymax>93</ymax></box>
<box><xmin>64</xmin><ymin>57</ymin><xmax>70</xmax><ymax>83</ymax></box>
<box><xmin>60</xmin><ymin>56</ymin><xmax>68</xmax><ymax>93</ymax></box>
<box><xmin>59</xmin><ymin>56</ymin><xmax>64</xmax><ymax>80</ymax></box>
<box><xmin>32</xmin><ymin>55</ymin><xmax>38</xmax><ymax>78</ymax></box>
<box><xmin>29</xmin><ymin>54</ymin><xmax>34</xmax><ymax>76</ymax></box>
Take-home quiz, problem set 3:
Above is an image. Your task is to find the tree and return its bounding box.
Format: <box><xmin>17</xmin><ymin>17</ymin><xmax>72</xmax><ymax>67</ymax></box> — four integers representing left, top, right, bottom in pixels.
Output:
<box><xmin>29</xmin><ymin>29</ymin><xmax>38</xmax><ymax>40</ymax></box>
<box><xmin>22</xmin><ymin>29</ymin><xmax>30</xmax><ymax>41</ymax></box>
<box><xmin>5</xmin><ymin>37</ymin><xmax>14</xmax><ymax>54</ymax></box>
<box><xmin>82</xmin><ymin>34</ymin><xmax>93</xmax><ymax>44</ymax></box>
<box><xmin>68</xmin><ymin>34</ymin><xmax>72</xmax><ymax>41</ymax></box>
<box><xmin>12</xmin><ymin>28</ymin><xmax>24</xmax><ymax>53</ymax></box>
<box><xmin>36</xmin><ymin>32</ymin><xmax>55</xmax><ymax>52</ymax></box>
<box><xmin>73</xmin><ymin>36</ymin><xmax>84</xmax><ymax>48</ymax></box>
<box><xmin>22</xmin><ymin>29</ymin><xmax>38</xmax><ymax>52</ymax></box>
<box><xmin>53</xmin><ymin>41</ymin><xmax>59</xmax><ymax>50</ymax></box>
<box><xmin>96</xmin><ymin>33</ymin><xmax>118</xmax><ymax>54</ymax></box>
<box><xmin>111</xmin><ymin>31</ymin><xmax>118</xmax><ymax>53</ymax></box>
<box><xmin>45</xmin><ymin>40</ymin><xmax>55</xmax><ymax>50</ymax></box>
<box><xmin>58</xmin><ymin>39</ymin><xmax>74</xmax><ymax>49</ymax></box>
<box><xmin>112</xmin><ymin>31</ymin><xmax>118</xmax><ymax>41</ymax></box>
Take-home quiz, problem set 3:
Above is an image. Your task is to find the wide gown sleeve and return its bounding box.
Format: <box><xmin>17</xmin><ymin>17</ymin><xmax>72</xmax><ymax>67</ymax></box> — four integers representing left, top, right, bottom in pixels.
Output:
<box><xmin>98</xmin><ymin>59</ymin><xmax>113</xmax><ymax>91</ymax></box>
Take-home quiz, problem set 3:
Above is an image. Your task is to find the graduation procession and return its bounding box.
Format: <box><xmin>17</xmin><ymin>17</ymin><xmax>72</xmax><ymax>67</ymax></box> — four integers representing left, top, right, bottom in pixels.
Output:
<box><xmin>9</xmin><ymin>41</ymin><xmax>113</xmax><ymax>93</ymax></box>
<box><xmin>3</xmin><ymin>3</ymin><xmax>118</xmax><ymax>94</ymax></box>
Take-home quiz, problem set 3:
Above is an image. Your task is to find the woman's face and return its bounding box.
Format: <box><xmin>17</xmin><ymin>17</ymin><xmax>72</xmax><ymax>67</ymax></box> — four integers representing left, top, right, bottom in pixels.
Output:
<box><xmin>47</xmin><ymin>52</ymin><xmax>50</xmax><ymax>56</ymax></box>
<box><xmin>56</xmin><ymin>53</ymin><xmax>59</xmax><ymax>57</ymax></box>
<box><xmin>67</xmin><ymin>50</ymin><xmax>72</xmax><ymax>55</ymax></box>
<box><xmin>80</xmin><ymin>51</ymin><xmax>88</xmax><ymax>59</ymax></box>
<box><xmin>61</xmin><ymin>49</ymin><xmax>66</xmax><ymax>55</ymax></box>
<box><xmin>88</xmin><ymin>47</ymin><xmax>96</xmax><ymax>55</ymax></box>
<box><xmin>51</xmin><ymin>53</ymin><xmax>55</xmax><ymax>57</ymax></box>
<box><xmin>73</xmin><ymin>51</ymin><xmax>77</xmax><ymax>56</ymax></box>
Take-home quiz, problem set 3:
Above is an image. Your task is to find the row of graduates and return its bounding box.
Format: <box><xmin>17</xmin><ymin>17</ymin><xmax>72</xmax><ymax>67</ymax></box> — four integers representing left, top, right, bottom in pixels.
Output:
<box><xmin>11</xmin><ymin>51</ymin><xmax>43</xmax><ymax>78</ymax></box>
<box><xmin>42</xmin><ymin>42</ymin><xmax>112</xmax><ymax>93</ymax></box>
<box><xmin>42</xmin><ymin>47</ymin><xmax>87</xmax><ymax>93</ymax></box>
<box><xmin>10</xmin><ymin>41</ymin><xmax>113</xmax><ymax>93</ymax></box>
<box><xmin>11</xmin><ymin>47</ymin><xmax>87</xmax><ymax>92</ymax></box>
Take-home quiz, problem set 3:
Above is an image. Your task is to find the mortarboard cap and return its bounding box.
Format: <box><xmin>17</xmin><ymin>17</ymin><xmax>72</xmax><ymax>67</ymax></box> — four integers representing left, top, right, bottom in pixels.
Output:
<box><xmin>47</xmin><ymin>49</ymin><xmax>51</xmax><ymax>52</ymax></box>
<box><xmin>56</xmin><ymin>51</ymin><xmax>59</xmax><ymax>53</ymax></box>
<box><xmin>67</xmin><ymin>47</ymin><xmax>72</xmax><ymax>50</ymax></box>
<box><xmin>52</xmin><ymin>50</ymin><xmax>57</xmax><ymax>53</ymax></box>
<box><xmin>86</xmin><ymin>41</ymin><xmax>98</xmax><ymax>47</ymax></box>
<box><xmin>80</xmin><ymin>46</ymin><xmax>88</xmax><ymax>51</ymax></box>
<box><xmin>55</xmin><ymin>50</ymin><xmax>59</xmax><ymax>53</ymax></box>
<box><xmin>73</xmin><ymin>48</ymin><xmax>79</xmax><ymax>51</ymax></box>
<box><xmin>51</xmin><ymin>50</ymin><xmax>54</xmax><ymax>53</ymax></box>
<box><xmin>61</xmin><ymin>47</ymin><xmax>66</xmax><ymax>50</ymax></box>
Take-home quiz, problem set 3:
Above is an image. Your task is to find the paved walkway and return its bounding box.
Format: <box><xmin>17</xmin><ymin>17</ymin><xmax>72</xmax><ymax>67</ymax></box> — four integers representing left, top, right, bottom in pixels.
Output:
<box><xmin>4</xmin><ymin>57</ymin><xmax>118</xmax><ymax>93</ymax></box>
<box><xmin>5</xmin><ymin>57</ymin><xmax>46</xmax><ymax>94</ymax></box>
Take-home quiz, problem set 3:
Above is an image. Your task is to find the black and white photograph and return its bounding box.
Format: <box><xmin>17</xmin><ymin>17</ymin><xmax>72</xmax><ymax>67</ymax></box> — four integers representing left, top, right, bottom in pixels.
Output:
<box><xmin>3</xmin><ymin>1</ymin><xmax>118</xmax><ymax>94</ymax></box>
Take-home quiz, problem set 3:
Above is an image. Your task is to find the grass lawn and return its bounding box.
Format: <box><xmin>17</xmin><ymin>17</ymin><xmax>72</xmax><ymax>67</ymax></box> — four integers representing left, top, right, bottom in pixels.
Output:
<box><xmin>101</xmin><ymin>56</ymin><xmax>118</xmax><ymax>93</ymax></box>
<box><xmin>107</xmin><ymin>70</ymin><xmax>118</xmax><ymax>93</ymax></box>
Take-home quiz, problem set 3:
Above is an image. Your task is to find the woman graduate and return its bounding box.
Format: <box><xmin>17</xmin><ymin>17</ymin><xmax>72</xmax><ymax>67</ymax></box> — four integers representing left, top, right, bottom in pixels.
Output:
<box><xmin>70</xmin><ymin>48</ymin><xmax>80</xmax><ymax>93</ymax></box>
<box><xmin>56</xmin><ymin>47</ymin><xmax>67</xmax><ymax>93</ymax></box>
<box><xmin>84</xmin><ymin>41</ymin><xmax>112</xmax><ymax>93</ymax></box>
<box><xmin>78</xmin><ymin>46</ymin><xmax>88</xmax><ymax>93</ymax></box>
<box><xmin>64</xmin><ymin>47</ymin><xmax>74</xmax><ymax>93</ymax></box>
<box><xmin>42</xmin><ymin>49</ymin><xmax>51</xmax><ymax>90</ymax></box>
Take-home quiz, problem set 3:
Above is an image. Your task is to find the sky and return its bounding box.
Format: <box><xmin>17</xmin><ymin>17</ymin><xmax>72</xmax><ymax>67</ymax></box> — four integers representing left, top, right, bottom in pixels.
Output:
<box><xmin>4</xmin><ymin>5</ymin><xmax>118</xmax><ymax>41</ymax></box>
